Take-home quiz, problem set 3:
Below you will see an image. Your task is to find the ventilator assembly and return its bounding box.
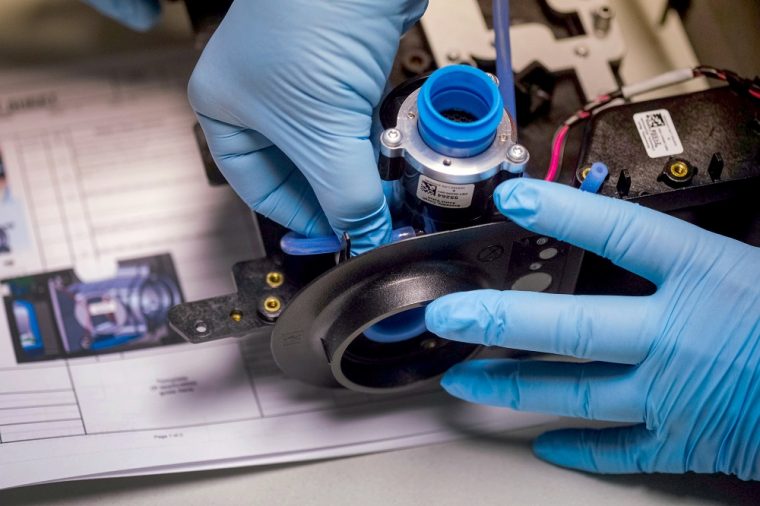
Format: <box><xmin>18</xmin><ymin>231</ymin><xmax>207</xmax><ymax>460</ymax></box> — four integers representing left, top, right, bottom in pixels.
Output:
<box><xmin>379</xmin><ymin>65</ymin><xmax>527</xmax><ymax>232</ymax></box>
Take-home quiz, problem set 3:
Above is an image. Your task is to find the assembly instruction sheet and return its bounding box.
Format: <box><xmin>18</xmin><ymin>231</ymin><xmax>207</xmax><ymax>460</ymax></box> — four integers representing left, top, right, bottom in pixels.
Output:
<box><xmin>0</xmin><ymin>49</ymin><xmax>551</xmax><ymax>489</ymax></box>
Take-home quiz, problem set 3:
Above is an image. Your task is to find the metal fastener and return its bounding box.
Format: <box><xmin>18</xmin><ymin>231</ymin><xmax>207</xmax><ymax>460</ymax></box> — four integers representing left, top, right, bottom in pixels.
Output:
<box><xmin>382</xmin><ymin>128</ymin><xmax>402</xmax><ymax>147</ymax></box>
<box><xmin>263</xmin><ymin>296</ymin><xmax>282</xmax><ymax>313</ymax></box>
<box><xmin>266</xmin><ymin>271</ymin><xmax>284</xmax><ymax>288</ymax></box>
<box><xmin>592</xmin><ymin>6</ymin><xmax>614</xmax><ymax>36</ymax></box>
<box><xmin>574</xmin><ymin>45</ymin><xmax>590</xmax><ymax>58</ymax></box>
<box><xmin>507</xmin><ymin>144</ymin><xmax>528</xmax><ymax>163</ymax></box>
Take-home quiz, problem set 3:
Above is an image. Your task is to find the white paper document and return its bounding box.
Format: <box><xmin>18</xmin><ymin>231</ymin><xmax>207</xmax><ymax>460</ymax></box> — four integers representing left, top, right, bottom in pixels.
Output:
<box><xmin>0</xmin><ymin>50</ymin><xmax>551</xmax><ymax>489</ymax></box>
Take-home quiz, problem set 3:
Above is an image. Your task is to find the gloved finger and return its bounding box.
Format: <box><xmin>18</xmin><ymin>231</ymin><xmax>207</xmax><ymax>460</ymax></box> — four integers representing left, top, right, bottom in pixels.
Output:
<box><xmin>196</xmin><ymin>115</ymin><xmax>333</xmax><ymax>237</ymax></box>
<box><xmin>533</xmin><ymin>425</ymin><xmax>660</xmax><ymax>474</ymax></box>
<box><xmin>494</xmin><ymin>178</ymin><xmax>709</xmax><ymax>285</ymax></box>
<box><xmin>277</xmin><ymin>126</ymin><xmax>393</xmax><ymax>254</ymax></box>
<box><xmin>81</xmin><ymin>0</ymin><xmax>161</xmax><ymax>31</ymax></box>
<box><xmin>441</xmin><ymin>359</ymin><xmax>644</xmax><ymax>423</ymax></box>
<box><xmin>426</xmin><ymin>290</ymin><xmax>654</xmax><ymax>364</ymax></box>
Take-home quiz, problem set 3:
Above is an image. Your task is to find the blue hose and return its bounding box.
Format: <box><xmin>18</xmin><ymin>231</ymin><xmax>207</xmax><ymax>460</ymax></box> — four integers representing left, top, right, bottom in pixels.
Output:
<box><xmin>493</xmin><ymin>0</ymin><xmax>517</xmax><ymax>121</ymax></box>
<box><xmin>280</xmin><ymin>226</ymin><xmax>417</xmax><ymax>256</ymax></box>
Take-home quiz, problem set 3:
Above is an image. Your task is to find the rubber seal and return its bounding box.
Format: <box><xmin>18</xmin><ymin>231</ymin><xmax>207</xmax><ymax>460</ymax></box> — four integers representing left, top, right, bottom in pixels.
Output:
<box><xmin>417</xmin><ymin>65</ymin><xmax>504</xmax><ymax>158</ymax></box>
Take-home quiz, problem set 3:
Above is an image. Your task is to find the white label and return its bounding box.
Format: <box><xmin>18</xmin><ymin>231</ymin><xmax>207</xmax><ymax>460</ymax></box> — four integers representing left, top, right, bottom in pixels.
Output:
<box><xmin>633</xmin><ymin>109</ymin><xmax>683</xmax><ymax>158</ymax></box>
<box><xmin>416</xmin><ymin>175</ymin><xmax>474</xmax><ymax>209</ymax></box>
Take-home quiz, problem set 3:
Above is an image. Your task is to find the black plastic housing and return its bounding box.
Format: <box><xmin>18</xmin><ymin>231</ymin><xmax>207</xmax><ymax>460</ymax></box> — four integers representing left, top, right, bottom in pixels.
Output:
<box><xmin>575</xmin><ymin>87</ymin><xmax>760</xmax><ymax>211</ymax></box>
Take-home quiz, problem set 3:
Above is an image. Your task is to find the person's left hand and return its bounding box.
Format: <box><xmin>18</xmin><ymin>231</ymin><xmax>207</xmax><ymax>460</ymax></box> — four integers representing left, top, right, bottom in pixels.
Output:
<box><xmin>81</xmin><ymin>0</ymin><xmax>161</xmax><ymax>31</ymax></box>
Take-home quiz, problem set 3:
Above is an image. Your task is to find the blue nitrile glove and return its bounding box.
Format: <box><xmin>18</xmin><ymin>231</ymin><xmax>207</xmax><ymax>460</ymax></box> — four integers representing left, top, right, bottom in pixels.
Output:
<box><xmin>426</xmin><ymin>178</ymin><xmax>760</xmax><ymax>480</ymax></box>
<box><xmin>81</xmin><ymin>0</ymin><xmax>161</xmax><ymax>31</ymax></box>
<box><xmin>187</xmin><ymin>0</ymin><xmax>428</xmax><ymax>254</ymax></box>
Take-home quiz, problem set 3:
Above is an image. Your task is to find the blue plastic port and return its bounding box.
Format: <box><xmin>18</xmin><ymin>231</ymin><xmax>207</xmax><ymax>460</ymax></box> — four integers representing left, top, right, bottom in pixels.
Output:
<box><xmin>417</xmin><ymin>65</ymin><xmax>504</xmax><ymax>158</ymax></box>
<box><xmin>580</xmin><ymin>162</ymin><xmax>609</xmax><ymax>193</ymax></box>
<box><xmin>363</xmin><ymin>306</ymin><xmax>428</xmax><ymax>344</ymax></box>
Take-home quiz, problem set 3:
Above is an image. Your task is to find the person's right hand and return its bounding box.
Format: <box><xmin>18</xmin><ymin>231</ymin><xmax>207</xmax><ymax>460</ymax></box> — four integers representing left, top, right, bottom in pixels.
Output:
<box><xmin>188</xmin><ymin>0</ymin><xmax>428</xmax><ymax>254</ymax></box>
<box><xmin>427</xmin><ymin>178</ymin><xmax>760</xmax><ymax>480</ymax></box>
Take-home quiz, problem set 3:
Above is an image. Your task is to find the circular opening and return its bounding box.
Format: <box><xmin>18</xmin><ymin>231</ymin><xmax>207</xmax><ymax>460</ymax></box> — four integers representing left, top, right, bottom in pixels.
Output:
<box><xmin>669</xmin><ymin>161</ymin><xmax>689</xmax><ymax>178</ymax></box>
<box><xmin>417</xmin><ymin>66</ymin><xmax>504</xmax><ymax>158</ymax></box>
<box><xmin>363</xmin><ymin>306</ymin><xmax>428</xmax><ymax>343</ymax></box>
<box><xmin>229</xmin><ymin>309</ymin><xmax>243</xmax><ymax>322</ymax></box>
<box><xmin>266</xmin><ymin>272</ymin><xmax>283</xmax><ymax>288</ymax></box>
<box><xmin>264</xmin><ymin>297</ymin><xmax>281</xmax><ymax>312</ymax></box>
<box><xmin>338</xmin><ymin>331</ymin><xmax>478</xmax><ymax>391</ymax></box>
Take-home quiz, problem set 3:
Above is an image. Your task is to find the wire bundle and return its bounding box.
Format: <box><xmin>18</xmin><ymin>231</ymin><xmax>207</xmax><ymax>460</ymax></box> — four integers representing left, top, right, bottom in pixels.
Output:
<box><xmin>544</xmin><ymin>67</ymin><xmax>760</xmax><ymax>181</ymax></box>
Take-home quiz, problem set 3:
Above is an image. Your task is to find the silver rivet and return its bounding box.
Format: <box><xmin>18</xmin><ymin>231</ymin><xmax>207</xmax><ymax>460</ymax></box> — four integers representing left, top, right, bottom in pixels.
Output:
<box><xmin>407</xmin><ymin>111</ymin><xmax>416</xmax><ymax>120</ymax></box>
<box><xmin>443</xmin><ymin>159</ymin><xmax>452</xmax><ymax>166</ymax></box>
<box><xmin>529</xmin><ymin>262</ymin><xmax>542</xmax><ymax>271</ymax></box>
<box><xmin>574</xmin><ymin>45</ymin><xmax>590</xmax><ymax>58</ymax></box>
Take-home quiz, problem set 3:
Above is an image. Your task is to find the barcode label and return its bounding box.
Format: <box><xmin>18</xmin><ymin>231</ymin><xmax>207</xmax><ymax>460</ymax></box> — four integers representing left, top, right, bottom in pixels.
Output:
<box><xmin>633</xmin><ymin>109</ymin><xmax>683</xmax><ymax>158</ymax></box>
<box><xmin>415</xmin><ymin>175</ymin><xmax>474</xmax><ymax>209</ymax></box>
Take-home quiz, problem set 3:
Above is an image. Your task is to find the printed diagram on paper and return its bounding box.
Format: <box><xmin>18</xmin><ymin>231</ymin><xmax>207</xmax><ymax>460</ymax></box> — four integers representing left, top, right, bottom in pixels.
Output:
<box><xmin>0</xmin><ymin>50</ymin><xmax>551</xmax><ymax>490</ymax></box>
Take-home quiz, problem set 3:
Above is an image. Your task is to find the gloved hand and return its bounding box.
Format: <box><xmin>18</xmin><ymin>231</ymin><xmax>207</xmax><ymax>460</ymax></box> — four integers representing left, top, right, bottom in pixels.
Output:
<box><xmin>426</xmin><ymin>178</ymin><xmax>760</xmax><ymax>480</ymax></box>
<box><xmin>188</xmin><ymin>0</ymin><xmax>428</xmax><ymax>253</ymax></box>
<box><xmin>81</xmin><ymin>0</ymin><xmax>161</xmax><ymax>31</ymax></box>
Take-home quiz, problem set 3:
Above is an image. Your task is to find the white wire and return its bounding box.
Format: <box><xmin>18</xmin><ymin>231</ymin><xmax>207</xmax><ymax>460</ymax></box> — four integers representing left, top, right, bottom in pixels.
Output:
<box><xmin>621</xmin><ymin>68</ymin><xmax>696</xmax><ymax>99</ymax></box>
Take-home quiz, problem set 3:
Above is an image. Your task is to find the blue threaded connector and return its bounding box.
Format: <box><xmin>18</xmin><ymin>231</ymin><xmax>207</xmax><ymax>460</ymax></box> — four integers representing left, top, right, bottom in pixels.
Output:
<box><xmin>417</xmin><ymin>65</ymin><xmax>504</xmax><ymax>158</ymax></box>
<box><xmin>580</xmin><ymin>162</ymin><xmax>609</xmax><ymax>193</ymax></box>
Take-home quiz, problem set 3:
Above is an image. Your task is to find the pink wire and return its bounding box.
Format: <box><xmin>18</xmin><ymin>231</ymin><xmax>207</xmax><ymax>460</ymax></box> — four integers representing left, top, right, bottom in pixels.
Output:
<box><xmin>544</xmin><ymin>124</ymin><xmax>569</xmax><ymax>182</ymax></box>
<box><xmin>750</xmin><ymin>88</ymin><xmax>760</xmax><ymax>100</ymax></box>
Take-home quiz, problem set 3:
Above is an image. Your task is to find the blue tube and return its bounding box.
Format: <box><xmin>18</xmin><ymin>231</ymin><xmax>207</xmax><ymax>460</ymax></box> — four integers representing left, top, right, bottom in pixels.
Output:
<box><xmin>363</xmin><ymin>306</ymin><xmax>428</xmax><ymax>343</ymax></box>
<box><xmin>580</xmin><ymin>162</ymin><xmax>609</xmax><ymax>193</ymax></box>
<box><xmin>493</xmin><ymin>0</ymin><xmax>517</xmax><ymax>121</ymax></box>
<box><xmin>280</xmin><ymin>226</ymin><xmax>417</xmax><ymax>256</ymax></box>
<box><xmin>417</xmin><ymin>65</ymin><xmax>504</xmax><ymax>158</ymax></box>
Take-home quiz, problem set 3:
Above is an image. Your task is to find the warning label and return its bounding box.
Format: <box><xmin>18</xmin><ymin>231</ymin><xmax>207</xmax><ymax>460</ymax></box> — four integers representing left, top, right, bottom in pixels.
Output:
<box><xmin>415</xmin><ymin>175</ymin><xmax>474</xmax><ymax>209</ymax></box>
<box><xmin>633</xmin><ymin>109</ymin><xmax>684</xmax><ymax>158</ymax></box>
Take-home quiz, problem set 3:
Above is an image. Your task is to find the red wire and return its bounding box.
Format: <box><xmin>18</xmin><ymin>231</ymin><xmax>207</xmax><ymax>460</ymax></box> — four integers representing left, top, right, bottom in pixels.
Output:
<box><xmin>544</xmin><ymin>124</ymin><xmax>569</xmax><ymax>182</ymax></box>
<box><xmin>750</xmin><ymin>88</ymin><xmax>760</xmax><ymax>100</ymax></box>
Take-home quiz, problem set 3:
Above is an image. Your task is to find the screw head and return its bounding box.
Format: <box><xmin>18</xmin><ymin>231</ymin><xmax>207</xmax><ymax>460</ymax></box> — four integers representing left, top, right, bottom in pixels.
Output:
<box><xmin>382</xmin><ymin>128</ymin><xmax>402</xmax><ymax>147</ymax></box>
<box><xmin>507</xmin><ymin>144</ymin><xmax>528</xmax><ymax>163</ymax></box>
<box><xmin>447</xmin><ymin>50</ymin><xmax>460</xmax><ymax>62</ymax></box>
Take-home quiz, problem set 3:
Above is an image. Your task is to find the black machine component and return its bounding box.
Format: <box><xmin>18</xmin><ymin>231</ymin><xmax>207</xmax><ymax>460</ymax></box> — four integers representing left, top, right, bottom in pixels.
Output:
<box><xmin>172</xmin><ymin>0</ymin><xmax>760</xmax><ymax>394</ymax></box>
<box><xmin>271</xmin><ymin>222</ymin><xmax>581</xmax><ymax>392</ymax></box>
<box><xmin>569</xmin><ymin>87</ymin><xmax>760</xmax><ymax>211</ymax></box>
